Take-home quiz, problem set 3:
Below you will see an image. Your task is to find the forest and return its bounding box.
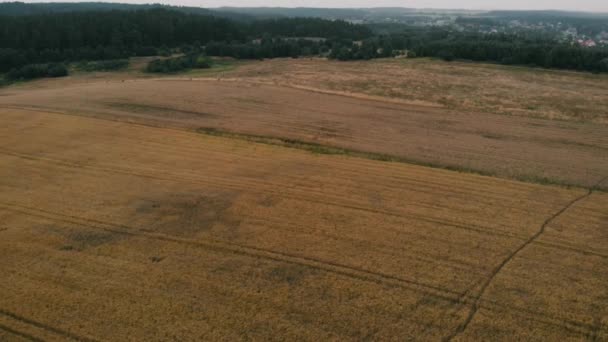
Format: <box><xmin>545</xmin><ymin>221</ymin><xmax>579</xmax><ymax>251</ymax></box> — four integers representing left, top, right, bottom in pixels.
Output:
<box><xmin>1</xmin><ymin>4</ymin><xmax>607</xmax><ymax>77</ymax></box>
<box><xmin>0</xmin><ymin>8</ymin><xmax>371</xmax><ymax>73</ymax></box>
<box><xmin>328</xmin><ymin>28</ymin><xmax>608</xmax><ymax>73</ymax></box>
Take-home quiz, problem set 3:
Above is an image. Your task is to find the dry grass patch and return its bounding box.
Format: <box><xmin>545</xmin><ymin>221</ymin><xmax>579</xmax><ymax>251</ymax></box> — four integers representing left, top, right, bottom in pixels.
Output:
<box><xmin>216</xmin><ymin>58</ymin><xmax>608</xmax><ymax>124</ymax></box>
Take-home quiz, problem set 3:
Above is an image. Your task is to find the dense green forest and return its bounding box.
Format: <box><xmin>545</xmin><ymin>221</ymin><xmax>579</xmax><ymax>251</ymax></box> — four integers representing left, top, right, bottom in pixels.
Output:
<box><xmin>0</xmin><ymin>2</ymin><xmax>251</xmax><ymax>20</ymax></box>
<box><xmin>328</xmin><ymin>28</ymin><xmax>608</xmax><ymax>73</ymax></box>
<box><xmin>0</xmin><ymin>8</ymin><xmax>371</xmax><ymax>73</ymax></box>
<box><xmin>1</xmin><ymin>3</ymin><xmax>607</xmax><ymax>78</ymax></box>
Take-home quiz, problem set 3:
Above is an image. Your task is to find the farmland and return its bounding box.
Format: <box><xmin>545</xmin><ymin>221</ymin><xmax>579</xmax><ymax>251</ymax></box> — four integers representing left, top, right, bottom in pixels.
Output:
<box><xmin>0</xmin><ymin>58</ymin><xmax>607</xmax><ymax>340</ymax></box>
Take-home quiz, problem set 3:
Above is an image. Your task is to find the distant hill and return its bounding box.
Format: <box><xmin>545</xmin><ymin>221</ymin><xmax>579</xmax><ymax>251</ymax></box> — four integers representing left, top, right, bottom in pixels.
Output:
<box><xmin>0</xmin><ymin>4</ymin><xmax>479</xmax><ymax>21</ymax></box>
<box><xmin>216</xmin><ymin>7</ymin><xmax>479</xmax><ymax>20</ymax></box>
<box><xmin>486</xmin><ymin>10</ymin><xmax>608</xmax><ymax>19</ymax></box>
<box><xmin>2</xmin><ymin>4</ymin><xmax>605</xmax><ymax>24</ymax></box>
<box><xmin>0</xmin><ymin>2</ymin><xmax>252</xmax><ymax>20</ymax></box>
<box><xmin>217</xmin><ymin>7</ymin><xmax>369</xmax><ymax>20</ymax></box>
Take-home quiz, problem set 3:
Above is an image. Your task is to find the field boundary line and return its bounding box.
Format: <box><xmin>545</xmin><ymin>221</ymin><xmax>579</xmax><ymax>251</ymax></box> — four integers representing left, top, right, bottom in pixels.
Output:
<box><xmin>444</xmin><ymin>175</ymin><xmax>607</xmax><ymax>341</ymax></box>
<box><xmin>533</xmin><ymin>240</ymin><xmax>608</xmax><ymax>259</ymax></box>
<box><xmin>477</xmin><ymin>299</ymin><xmax>598</xmax><ymax>336</ymax></box>
<box><xmin>0</xmin><ymin>309</ymin><xmax>97</xmax><ymax>342</ymax></box>
<box><xmin>0</xmin><ymin>323</ymin><xmax>44</xmax><ymax>342</ymax></box>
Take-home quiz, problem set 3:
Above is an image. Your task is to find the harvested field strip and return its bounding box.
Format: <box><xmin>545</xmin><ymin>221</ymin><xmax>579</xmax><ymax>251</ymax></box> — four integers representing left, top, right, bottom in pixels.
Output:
<box><xmin>0</xmin><ymin>201</ymin><xmax>463</xmax><ymax>301</ymax></box>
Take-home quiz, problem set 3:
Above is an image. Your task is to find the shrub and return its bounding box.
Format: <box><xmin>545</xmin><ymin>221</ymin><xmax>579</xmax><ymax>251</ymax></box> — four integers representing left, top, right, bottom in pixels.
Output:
<box><xmin>134</xmin><ymin>46</ymin><xmax>159</xmax><ymax>57</ymax></box>
<box><xmin>146</xmin><ymin>54</ymin><xmax>212</xmax><ymax>73</ymax></box>
<box><xmin>77</xmin><ymin>59</ymin><xmax>129</xmax><ymax>72</ymax></box>
<box><xmin>438</xmin><ymin>51</ymin><xmax>455</xmax><ymax>62</ymax></box>
<box><xmin>599</xmin><ymin>58</ymin><xmax>608</xmax><ymax>73</ymax></box>
<box><xmin>6</xmin><ymin>63</ymin><xmax>68</xmax><ymax>80</ymax></box>
<box><xmin>47</xmin><ymin>63</ymin><xmax>69</xmax><ymax>77</ymax></box>
<box><xmin>194</xmin><ymin>56</ymin><xmax>212</xmax><ymax>69</ymax></box>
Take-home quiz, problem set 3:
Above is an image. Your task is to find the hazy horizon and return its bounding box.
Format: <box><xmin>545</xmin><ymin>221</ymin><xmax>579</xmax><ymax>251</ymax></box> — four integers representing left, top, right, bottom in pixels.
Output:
<box><xmin>7</xmin><ymin>0</ymin><xmax>608</xmax><ymax>13</ymax></box>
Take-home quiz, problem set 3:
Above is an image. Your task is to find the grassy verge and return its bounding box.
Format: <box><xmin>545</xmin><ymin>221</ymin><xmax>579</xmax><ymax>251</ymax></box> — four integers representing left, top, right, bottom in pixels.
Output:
<box><xmin>182</xmin><ymin>59</ymin><xmax>243</xmax><ymax>76</ymax></box>
<box><xmin>196</xmin><ymin>127</ymin><xmax>597</xmax><ymax>191</ymax></box>
<box><xmin>74</xmin><ymin>59</ymin><xmax>130</xmax><ymax>72</ymax></box>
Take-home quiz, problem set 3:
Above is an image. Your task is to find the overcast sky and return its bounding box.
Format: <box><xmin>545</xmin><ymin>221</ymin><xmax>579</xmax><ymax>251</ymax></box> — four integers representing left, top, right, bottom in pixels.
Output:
<box><xmin>15</xmin><ymin>0</ymin><xmax>608</xmax><ymax>12</ymax></box>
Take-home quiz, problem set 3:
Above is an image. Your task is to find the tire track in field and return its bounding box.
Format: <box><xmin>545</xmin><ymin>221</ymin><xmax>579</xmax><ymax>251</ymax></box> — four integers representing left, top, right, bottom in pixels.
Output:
<box><xmin>0</xmin><ymin>201</ymin><xmax>465</xmax><ymax>302</ymax></box>
<box><xmin>477</xmin><ymin>299</ymin><xmax>598</xmax><ymax>336</ymax></box>
<box><xmin>0</xmin><ymin>323</ymin><xmax>44</xmax><ymax>342</ymax></box>
<box><xmin>0</xmin><ymin>309</ymin><xmax>97</xmax><ymax>342</ymax></box>
<box><xmin>243</xmin><ymin>216</ymin><xmax>490</xmax><ymax>274</ymax></box>
<box><xmin>444</xmin><ymin>175</ymin><xmax>608</xmax><ymax>341</ymax></box>
<box><xmin>534</xmin><ymin>240</ymin><xmax>608</xmax><ymax>259</ymax></box>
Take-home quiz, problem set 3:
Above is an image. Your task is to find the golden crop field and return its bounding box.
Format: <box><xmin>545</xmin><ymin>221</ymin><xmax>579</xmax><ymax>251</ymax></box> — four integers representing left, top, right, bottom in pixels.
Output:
<box><xmin>2</xmin><ymin>66</ymin><xmax>607</xmax><ymax>190</ymax></box>
<box><xmin>0</xmin><ymin>58</ymin><xmax>606</xmax><ymax>341</ymax></box>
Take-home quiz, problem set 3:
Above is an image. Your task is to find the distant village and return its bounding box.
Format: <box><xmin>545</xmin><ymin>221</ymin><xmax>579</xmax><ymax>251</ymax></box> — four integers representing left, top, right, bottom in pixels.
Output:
<box><xmin>343</xmin><ymin>13</ymin><xmax>608</xmax><ymax>48</ymax></box>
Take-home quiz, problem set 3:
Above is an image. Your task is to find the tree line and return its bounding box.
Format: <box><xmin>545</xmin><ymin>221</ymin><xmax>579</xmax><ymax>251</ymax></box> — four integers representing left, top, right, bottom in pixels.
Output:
<box><xmin>326</xmin><ymin>28</ymin><xmax>608</xmax><ymax>73</ymax></box>
<box><xmin>0</xmin><ymin>8</ymin><xmax>372</xmax><ymax>72</ymax></box>
<box><xmin>1</xmin><ymin>7</ymin><xmax>607</xmax><ymax>77</ymax></box>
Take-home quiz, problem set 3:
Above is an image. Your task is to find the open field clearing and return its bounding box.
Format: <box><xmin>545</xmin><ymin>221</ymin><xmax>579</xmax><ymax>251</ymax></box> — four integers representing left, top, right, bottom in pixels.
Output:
<box><xmin>0</xmin><ymin>108</ymin><xmax>606</xmax><ymax>340</ymax></box>
<box><xmin>1</xmin><ymin>73</ymin><xmax>607</xmax><ymax>190</ymax></box>
<box><xmin>213</xmin><ymin>58</ymin><xmax>608</xmax><ymax>124</ymax></box>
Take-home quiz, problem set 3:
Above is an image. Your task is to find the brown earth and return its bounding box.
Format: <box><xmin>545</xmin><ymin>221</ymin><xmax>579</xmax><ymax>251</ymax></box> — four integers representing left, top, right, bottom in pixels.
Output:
<box><xmin>0</xmin><ymin>72</ymin><xmax>607</xmax><ymax>190</ymax></box>
<box><xmin>1</xmin><ymin>108</ymin><xmax>606</xmax><ymax>340</ymax></box>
